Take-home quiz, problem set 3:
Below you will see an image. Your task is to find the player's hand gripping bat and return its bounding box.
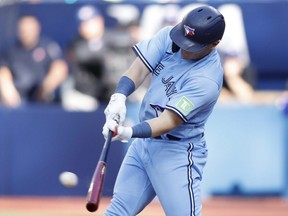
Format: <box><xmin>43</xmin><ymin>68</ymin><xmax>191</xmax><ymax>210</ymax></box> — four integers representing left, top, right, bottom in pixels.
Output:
<box><xmin>86</xmin><ymin>115</ymin><xmax>119</xmax><ymax>212</ymax></box>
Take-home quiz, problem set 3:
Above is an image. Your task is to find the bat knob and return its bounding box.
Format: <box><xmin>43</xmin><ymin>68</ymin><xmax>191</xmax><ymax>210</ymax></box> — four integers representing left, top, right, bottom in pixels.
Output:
<box><xmin>86</xmin><ymin>202</ymin><xmax>98</xmax><ymax>212</ymax></box>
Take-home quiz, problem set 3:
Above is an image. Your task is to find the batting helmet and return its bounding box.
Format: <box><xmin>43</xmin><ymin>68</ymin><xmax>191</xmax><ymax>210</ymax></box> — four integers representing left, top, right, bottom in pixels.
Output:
<box><xmin>170</xmin><ymin>5</ymin><xmax>225</xmax><ymax>52</ymax></box>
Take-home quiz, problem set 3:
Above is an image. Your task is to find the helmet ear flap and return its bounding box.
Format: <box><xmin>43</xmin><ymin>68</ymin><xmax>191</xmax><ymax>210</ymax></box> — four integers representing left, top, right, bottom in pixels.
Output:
<box><xmin>172</xmin><ymin>42</ymin><xmax>180</xmax><ymax>53</ymax></box>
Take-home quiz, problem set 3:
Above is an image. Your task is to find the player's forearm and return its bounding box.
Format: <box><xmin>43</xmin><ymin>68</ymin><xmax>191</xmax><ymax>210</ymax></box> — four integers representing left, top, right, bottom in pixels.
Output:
<box><xmin>144</xmin><ymin>119</ymin><xmax>175</xmax><ymax>137</ymax></box>
<box><xmin>105</xmin><ymin>59</ymin><xmax>147</xmax><ymax>126</ymax></box>
<box><xmin>146</xmin><ymin>110</ymin><xmax>183</xmax><ymax>137</ymax></box>
<box><xmin>132</xmin><ymin>109</ymin><xmax>184</xmax><ymax>138</ymax></box>
<box><xmin>119</xmin><ymin>57</ymin><xmax>149</xmax><ymax>94</ymax></box>
<box><xmin>106</xmin><ymin>108</ymin><xmax>184</xmax><ymax>141</ymax></box>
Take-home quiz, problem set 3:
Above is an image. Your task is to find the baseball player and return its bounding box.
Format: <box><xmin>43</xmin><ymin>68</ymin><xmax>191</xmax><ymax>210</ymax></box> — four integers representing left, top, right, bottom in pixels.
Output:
<box><xmin>102</xmin><ymin>5</ymin><xmax>225</xmax><ymax>216</ymax></box>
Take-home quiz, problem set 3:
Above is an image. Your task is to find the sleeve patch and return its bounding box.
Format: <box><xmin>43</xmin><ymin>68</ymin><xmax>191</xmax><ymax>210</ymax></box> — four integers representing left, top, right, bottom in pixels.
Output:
<box><xmin>176</xmin><ymin>96</ymin><xmax>194</xmax><ymax>116</ymax></box>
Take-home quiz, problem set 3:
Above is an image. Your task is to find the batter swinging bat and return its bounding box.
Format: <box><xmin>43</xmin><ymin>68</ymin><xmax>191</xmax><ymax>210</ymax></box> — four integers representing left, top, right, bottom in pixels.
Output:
<box><xmin>86</xmin><ymin>130</ymin><xmax>113</xmax><ymax>212</ymax></box>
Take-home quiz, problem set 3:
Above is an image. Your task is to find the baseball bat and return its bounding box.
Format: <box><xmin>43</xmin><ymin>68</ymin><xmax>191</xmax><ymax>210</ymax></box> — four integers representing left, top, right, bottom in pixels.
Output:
<box><xmin>86</xmin><ymin>130</ymin><xmax>113</xmax><ymax>212</ymax></box>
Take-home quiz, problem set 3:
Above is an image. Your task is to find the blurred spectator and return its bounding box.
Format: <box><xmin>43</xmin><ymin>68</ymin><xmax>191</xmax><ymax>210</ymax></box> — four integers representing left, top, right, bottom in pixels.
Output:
<box><xmin>105</xmin><ymin>4</ymin><xmax>143</xmax><ymax>102</ymax></box>
<box><xmin>62</xmin><ymin>5</ymin><xmax>111</xmax><ymax>111</ymax></box>
<box><xmin>0</xmin><ymin>15</ymin><xmax>68</xmax><ymax>108</ymax></box>
<box><xmin>219</xmin><ymin>53</ymin><xmax>256</xmax><ymax>103</ymax></box>
<box><xmin>139</xmin><ymin>3</ymin><xmax>180</xmax><ymax>40</ymax></box>
<box><xmin>216</xmin><ymin>4</ymin><xmax>256</xmax><ymax>104</ymax></box>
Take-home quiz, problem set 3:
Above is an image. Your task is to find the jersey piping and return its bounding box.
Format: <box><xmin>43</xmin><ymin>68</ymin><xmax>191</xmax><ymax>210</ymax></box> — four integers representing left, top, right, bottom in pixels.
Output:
<box><xmin>132</xmin><ymin>45</ymin><xmax>154</xmax><ymax>72</ymax></box>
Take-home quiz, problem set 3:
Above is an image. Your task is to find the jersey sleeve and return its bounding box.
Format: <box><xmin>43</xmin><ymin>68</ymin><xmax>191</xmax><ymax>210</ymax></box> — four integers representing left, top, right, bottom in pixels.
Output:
<box><xmin>166</xmin><ymin>77</ymin><xmax>220</xmax><ymax>122</ymax></box>
<box><xmin>132</xmin><ymin>26</ymin><xmax>173</xmax><ymax>72</ymax></box>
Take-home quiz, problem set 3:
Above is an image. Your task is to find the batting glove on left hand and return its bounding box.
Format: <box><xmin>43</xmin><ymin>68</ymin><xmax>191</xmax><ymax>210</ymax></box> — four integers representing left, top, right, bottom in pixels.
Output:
<box><xmin>104</xmin><ymin>93</ymin><xmax>126</xmax><ymax>126</ymax></box>
<box><xmin>102</xmin><ymin>120</ymin><xmax>132</xmax><ymax>143</ymax></box>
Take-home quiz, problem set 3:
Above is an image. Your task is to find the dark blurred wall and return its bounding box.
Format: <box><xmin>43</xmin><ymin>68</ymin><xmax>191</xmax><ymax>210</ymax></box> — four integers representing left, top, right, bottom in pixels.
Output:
<box><xmin>0</xmin><ymin>104</ymin><xmax>287</xmax><ymax>197</ymax></box>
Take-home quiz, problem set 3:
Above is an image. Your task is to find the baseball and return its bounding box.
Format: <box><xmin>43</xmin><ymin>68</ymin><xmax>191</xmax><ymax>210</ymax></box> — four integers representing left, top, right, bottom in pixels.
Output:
<box><xmin>59</xmin><ymin>171</ymin><xmax>78</xmax><ymax>188</ymax></box>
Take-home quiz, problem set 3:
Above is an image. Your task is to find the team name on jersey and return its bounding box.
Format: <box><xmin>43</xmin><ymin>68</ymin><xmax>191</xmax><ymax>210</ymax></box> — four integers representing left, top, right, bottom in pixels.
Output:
<box><xmin>162</xmin><ymin>75</ymin><xmax>177</xmax><ymax>97</ymax></box>
<box><xmin>153</xmin><ymin>63</ymin><xmax>164</xmax><ymax>76</ymax></box>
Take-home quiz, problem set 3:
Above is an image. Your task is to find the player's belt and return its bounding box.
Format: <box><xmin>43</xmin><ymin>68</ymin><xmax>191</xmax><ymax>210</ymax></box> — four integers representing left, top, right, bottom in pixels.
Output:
<box><xmin>154</xmin><ymin>133</ymin><xmax>204</xmax><ymax>141</ymax></box>
<box><xmin>155</xmin><ymin>134</ymin><xmax>181</xmax><ymax>141</ymax></box>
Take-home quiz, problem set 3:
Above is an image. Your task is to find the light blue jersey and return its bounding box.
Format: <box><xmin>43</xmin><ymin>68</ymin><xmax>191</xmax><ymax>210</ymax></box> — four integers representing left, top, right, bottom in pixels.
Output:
<box><xmin>105</xmin><ymin>26</ymin><xmax>224</xmax><ymax>216</ymax></box>
<box><xmin>133</xmin><ymin>26</ymin><xmax>223</xmax><ymax>139</ymax></box>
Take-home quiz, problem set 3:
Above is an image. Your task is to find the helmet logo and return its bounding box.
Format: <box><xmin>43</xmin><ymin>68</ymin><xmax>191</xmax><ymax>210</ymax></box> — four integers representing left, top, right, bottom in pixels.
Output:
<box><xmin>184</xmin><ymin>25</ymin><xmax>195</xmax><ymax>37</ymax></box>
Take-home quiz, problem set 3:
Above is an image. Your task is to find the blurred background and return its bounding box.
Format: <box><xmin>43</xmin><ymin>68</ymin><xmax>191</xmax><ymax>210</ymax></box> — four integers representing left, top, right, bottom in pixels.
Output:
<box><xmin>0</xmin><ymin>0</ymin><xmax>287</xmax><ymax>204</ymax></box>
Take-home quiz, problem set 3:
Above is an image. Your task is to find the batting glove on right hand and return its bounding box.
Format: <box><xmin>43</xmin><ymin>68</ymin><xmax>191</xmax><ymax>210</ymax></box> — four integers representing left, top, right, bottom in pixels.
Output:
<box><xmin>102</xmin><ymin>119</ymin><xmax>132</xmax><ymax>143</ymax></box>
<box><xmin>104</xmin><ymin>93</ymin><xmax>126</xmax><ymax>126</ymax></box>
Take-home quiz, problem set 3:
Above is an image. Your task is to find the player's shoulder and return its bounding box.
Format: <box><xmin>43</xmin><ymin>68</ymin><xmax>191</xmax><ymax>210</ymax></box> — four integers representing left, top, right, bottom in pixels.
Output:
<box><xmin>185</xmin><ymin>51</ymin><xmax>224</xmax><ymax>90</ymax></box>
<box><xmin>137</xmin><ymin>26</ymin><xmax>173</xmax><ymax>56</ymax></box>
<box><xmin>153</xmin><ymin>26</ymin><xmax>174</xmax><ymax>52</ymax></box>
<box><xmin>155</xmin><ymin>26</ymin><xmax>173</xmax><ymax>39</ymax></box>
<box><xmin>159</xmin><ymin>26</ymin><xmax>173</xmax><ymax>33</ymax></box>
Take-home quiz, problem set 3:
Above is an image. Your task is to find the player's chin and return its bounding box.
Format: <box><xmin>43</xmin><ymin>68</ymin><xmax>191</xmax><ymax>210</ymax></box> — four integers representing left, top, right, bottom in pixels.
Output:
<box><xmin>181</xmin><ymin>50</ymin><xmax>198</xmax><ymax>60</ymax></box>
<box><xmin>181</xmin><ymin>49</ymin><xmax>209</xmax><ymax>60</ymax></box>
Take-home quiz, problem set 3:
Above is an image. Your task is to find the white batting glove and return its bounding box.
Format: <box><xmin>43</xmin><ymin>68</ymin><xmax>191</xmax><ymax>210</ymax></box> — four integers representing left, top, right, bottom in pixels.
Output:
<box><xmin>102</xmin><ymin>120</ymin><xmax>132</xmax><ymax>143</ymax></box>
<box><xmin>104</xmin><ymin>93</ymin><xmax>126</xmax><ymax>126</ymax></box>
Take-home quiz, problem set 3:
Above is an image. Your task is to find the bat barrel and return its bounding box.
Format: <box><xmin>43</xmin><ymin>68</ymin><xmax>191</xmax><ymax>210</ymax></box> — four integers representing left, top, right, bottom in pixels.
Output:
<box><xmin>85</xmin><ymin>130</ymin><xmax>113</xmax><ymax>212</ymax></box>
<box><xmin>86</xmin><ymin>161</ymin><xmax>106</xmax><ymax>212</ymax></box>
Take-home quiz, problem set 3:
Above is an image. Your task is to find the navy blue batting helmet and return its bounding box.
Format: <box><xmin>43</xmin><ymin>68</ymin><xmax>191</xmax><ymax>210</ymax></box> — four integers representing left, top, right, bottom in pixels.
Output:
<box><xmin>170</xmin><ymin>5</ymin><xmax>225</xmax><ymax>52</ymax></box>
